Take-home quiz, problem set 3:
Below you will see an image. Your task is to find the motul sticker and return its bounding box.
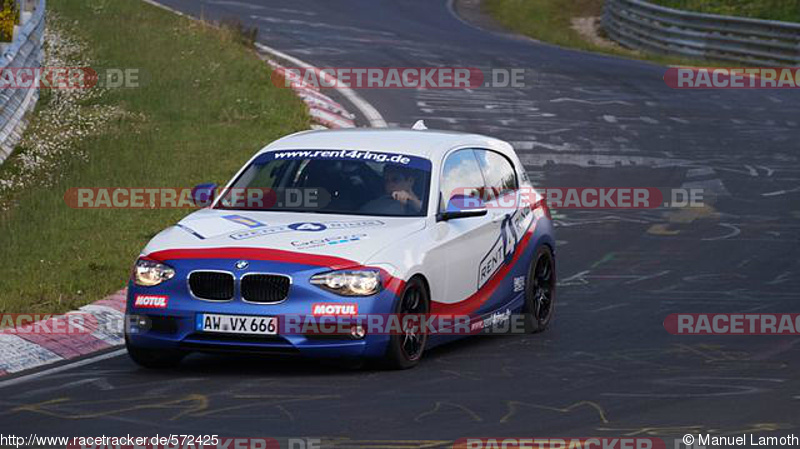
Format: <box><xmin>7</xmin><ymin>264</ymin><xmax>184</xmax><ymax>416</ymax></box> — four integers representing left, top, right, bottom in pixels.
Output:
<box><xmin>134</xmin><ymin>294</ymin><xmax>169</xmax><ymax>309</ymax></box>
<box><xmin>311</xmin><ymin>303</ymin><xmax>358</xmax><ymax>316</ymax></box>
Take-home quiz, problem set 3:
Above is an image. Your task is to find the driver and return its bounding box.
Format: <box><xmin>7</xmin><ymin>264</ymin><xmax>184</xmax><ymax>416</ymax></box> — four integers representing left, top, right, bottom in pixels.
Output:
<box><xmin>361</xmin><ymin>165</ymin><xmax>423</xmax><ymax>215</ymax></box>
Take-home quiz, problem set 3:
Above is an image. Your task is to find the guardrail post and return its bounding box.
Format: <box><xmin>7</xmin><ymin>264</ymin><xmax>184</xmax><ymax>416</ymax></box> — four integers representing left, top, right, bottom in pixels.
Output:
<box><xmin>796</xmin><ymin>42</ymin><xmax>800</xmax><ymax>65</ymax></box>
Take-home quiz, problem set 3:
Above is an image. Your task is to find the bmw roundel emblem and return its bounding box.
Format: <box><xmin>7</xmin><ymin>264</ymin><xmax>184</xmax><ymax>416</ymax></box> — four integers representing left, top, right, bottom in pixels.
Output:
<box><xmin>235</xmin><ymin>260</ymin><xmax>249</xmax><ymax>270</ymax></box>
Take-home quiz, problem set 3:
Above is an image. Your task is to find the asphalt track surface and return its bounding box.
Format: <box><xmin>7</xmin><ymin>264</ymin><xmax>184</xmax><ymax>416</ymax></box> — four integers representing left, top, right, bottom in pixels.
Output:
<box><xmin>2</xmin><ymin>0</ymin><xmax>799</xmax><ymax>446</ymax></box>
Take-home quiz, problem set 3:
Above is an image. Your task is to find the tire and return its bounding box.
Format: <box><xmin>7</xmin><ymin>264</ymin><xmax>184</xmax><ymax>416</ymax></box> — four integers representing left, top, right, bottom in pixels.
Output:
<box><xmin>382</xmin><ymin>277</ymin><xmax>430</xmax><ymax>370</ymax></box>
<box><xmin>523</xmin><ymin>246</ymin><xmax>556</xmax><ymax>333</ymax></box>
<box><xmin>126</xmin><ymin>337</ymin><xmax>185</xmax><ymax>369</ymax></box>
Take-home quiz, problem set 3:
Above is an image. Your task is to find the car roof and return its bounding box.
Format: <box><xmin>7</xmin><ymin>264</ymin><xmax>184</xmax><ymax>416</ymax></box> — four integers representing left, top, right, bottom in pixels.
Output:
<box><xmin>260</xmin><ymin>128</ymin><xmax>513</xmax><ymax>160</ymax></box>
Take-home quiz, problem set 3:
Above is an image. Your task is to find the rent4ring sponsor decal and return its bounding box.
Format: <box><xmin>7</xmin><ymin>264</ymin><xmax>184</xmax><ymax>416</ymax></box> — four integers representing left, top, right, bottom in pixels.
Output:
<box><xmin>288</xmin><ymin>222</ymin><xmax>328</xmax><ymax>232</ymax></box>
<box><xmin>311</xmin><ymin>303</ymin><xmax>359</xmax><ymax>316</ymax></box>
<box><xmin>230</xmin><ymin>219</ymin><xmax>384</xmax><ymax>241</ymax></box>
<box><xmin>134</xmin><ymin>295</ymin><xmax>168</xmax><ymax>309</ymax></box>
<box><xmin>470</xmin><ymin>309</ymin><xmax>512</xmax><ymax>332</ymax></box>
<box><xmin>478</xmin><ymin>208</ymin><xmax>533</xmax><ymax>289</ymax></box>
<box><xmin>254</xmin><ymin>149</ymin><xmax>433</xmax><ymax>171</ymax></box>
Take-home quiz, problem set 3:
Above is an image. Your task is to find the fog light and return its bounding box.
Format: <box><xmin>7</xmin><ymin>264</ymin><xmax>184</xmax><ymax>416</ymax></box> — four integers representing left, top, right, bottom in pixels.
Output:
<box><xmin>350</xmin><ymin>325</ymin><xmax>366</xmax><ymax>339</ymax></box>
<box><xmin>125</xmin><ymin>314</ymin><xmax>151</xmax><ymax>334</ymax></box>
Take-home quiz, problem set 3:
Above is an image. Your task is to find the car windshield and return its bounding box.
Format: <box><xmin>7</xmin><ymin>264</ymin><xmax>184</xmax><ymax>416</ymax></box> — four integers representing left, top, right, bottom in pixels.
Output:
<box><xmin>215</xmin><ymin>149</ymin><xmax>432</xmax><ymax>217</ymax></box>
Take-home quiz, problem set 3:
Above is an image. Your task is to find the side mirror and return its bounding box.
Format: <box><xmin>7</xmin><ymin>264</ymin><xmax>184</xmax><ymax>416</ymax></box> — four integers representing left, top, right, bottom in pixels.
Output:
<box><xmin>191</xmin><ymin>183</ymin><xmax>218</xmax><ymax>207</ymax></box>
<box><xmin>437</xmin><ymin>194</ymin><xmax>488</xmax><ymax>221</ymax></box>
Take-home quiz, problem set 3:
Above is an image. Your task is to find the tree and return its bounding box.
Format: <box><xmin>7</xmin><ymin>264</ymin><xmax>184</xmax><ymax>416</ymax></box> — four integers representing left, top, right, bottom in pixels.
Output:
<box><xmin>0</xmin><ymin>0</ymin><xmax>19</xmax><ymax>42</ymax></box>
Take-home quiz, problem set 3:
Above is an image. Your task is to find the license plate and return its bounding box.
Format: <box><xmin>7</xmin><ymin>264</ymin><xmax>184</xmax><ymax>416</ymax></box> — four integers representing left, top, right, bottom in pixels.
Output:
<box><xmin>197</xmin><ymin>313</ymin><xmax>278</xmax><ymax>335</ymax></box>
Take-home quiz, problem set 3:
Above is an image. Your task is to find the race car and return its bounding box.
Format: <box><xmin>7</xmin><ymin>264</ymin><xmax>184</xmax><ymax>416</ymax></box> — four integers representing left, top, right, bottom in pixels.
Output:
<box><xmin>125</xmin><ymin>125</ymin><xmax>556</xmax><ymax>369</ymax></box>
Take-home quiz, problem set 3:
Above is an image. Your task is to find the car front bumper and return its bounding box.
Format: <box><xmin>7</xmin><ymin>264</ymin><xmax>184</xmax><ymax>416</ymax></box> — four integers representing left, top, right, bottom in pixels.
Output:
<box><xmin>125</xmin><ymin>258</ymin><xmax>400</xmax><ymax>360</ymax></box>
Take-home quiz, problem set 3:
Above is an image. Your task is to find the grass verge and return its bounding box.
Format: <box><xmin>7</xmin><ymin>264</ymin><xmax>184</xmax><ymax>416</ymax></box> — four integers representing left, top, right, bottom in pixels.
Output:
<box><xmin>0</xmin><ymin>0</ymin><xmax>308</xmax><ymax>314</ymax></box>
<box><xmin>482</xmin><ymin>0</ymin><xmax>729</xmax><ymax>66</ymax></box>
<box><xmin>650</xmin><ymin>0</ymin><xmax>800</xmax><ymax>23</ymax></box>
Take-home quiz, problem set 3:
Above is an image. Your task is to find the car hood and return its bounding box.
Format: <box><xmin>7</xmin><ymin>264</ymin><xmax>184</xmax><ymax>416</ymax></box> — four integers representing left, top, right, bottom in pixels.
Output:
<box><xmin>141</xmin><ymin>208</ymin><xmax>426</xmax><ymax>266</ymax></box>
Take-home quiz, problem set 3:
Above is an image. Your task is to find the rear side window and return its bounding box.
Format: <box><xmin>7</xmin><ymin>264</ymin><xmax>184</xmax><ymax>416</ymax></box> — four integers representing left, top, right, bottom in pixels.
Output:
<box><xmin>474</xmin><ymin>149</ymin><xmax>518</xmax><ymax>198</ymax></box>
<box><xmin>439</xmin><ymin>149</ymin><xmax>485</xmax><ymax>211</ymax></box>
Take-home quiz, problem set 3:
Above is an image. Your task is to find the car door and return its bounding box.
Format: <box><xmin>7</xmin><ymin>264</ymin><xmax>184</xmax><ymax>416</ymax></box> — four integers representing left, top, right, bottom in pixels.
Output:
<box><xmin>472</xmin><ymin>149</ymin><xmax>530</xmax><ymax>311</ymax></box>
<box><xmin>474</xmin><ymin>148</ymin><xmax>523</xmax><ymax>234</ymax></box>
<box><xmin>427</xmin><ymin>149</ymin><xmax>498</xmax><ymax>315</ymax></box>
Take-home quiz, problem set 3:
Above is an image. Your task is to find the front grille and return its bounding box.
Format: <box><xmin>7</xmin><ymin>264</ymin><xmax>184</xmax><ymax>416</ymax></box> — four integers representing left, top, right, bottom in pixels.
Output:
<box><xmin>189</xmin><ymin>271</ymin><xmax>234</xmax><ymax>301</ymax></box>
<box><xmin>181</xmin><ymin>334</ymin><xmax>298</xmax><ymax>355</ymax></box>
<box><xmin>241</xmin><ymin>274</ymin><xmax>290</xmax><ymax>303</ymax></box>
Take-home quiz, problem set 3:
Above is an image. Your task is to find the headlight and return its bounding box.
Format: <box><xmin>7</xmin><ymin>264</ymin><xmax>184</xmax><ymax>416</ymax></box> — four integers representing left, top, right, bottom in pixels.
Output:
<box><xmin>134</xmin><ymin>259</ymin><xmax>175</xmax><ymax>287</ymax></box>
<box><xmin>310</xmin><ymin>270</ymin><xmax>382</xmax><ymax>296</ymax></box>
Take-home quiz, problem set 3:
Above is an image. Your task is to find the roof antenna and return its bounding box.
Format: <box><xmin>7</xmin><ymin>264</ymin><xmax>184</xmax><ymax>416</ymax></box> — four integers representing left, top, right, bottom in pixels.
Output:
<box><xmin>412</xmin><ymin>120</ymin><xmax>427</xmax><ymax>131</ymax></box>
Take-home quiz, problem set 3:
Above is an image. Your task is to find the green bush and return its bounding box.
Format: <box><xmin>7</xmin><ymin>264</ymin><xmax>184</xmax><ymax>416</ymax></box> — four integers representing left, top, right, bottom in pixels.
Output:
<box><xmin>0</xmin><ymin>0</ymin><xmax>19</xmax><ymax>42</ymax></box>
<box><xmin>650</xmin><ymin>0</ymin><xmax>800</xmax><ymax>22</ymax></box>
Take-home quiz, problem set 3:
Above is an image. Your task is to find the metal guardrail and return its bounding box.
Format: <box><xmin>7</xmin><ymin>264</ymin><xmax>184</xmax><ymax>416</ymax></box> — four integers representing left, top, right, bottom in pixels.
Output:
<box><xmin>0</xmin><ymin>0</ymin><xmax>45</xmax><ymax>164</ymax></box>
<box><xmin>603</xmin><ymin>0</ymin><xmax>800</xmax><ymax>66</ymax></box>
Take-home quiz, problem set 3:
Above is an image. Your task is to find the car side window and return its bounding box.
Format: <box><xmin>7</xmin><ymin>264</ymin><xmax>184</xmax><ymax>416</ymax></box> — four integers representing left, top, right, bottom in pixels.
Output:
<box><xmin>474</xmin><ymin>149</ymin><xmax>518</xmax><ymax>199</ymax></box>
<box><xmin>439</xmin><ymin>149</ymin><xmax>485</xmax><ymax>212</ymax></box>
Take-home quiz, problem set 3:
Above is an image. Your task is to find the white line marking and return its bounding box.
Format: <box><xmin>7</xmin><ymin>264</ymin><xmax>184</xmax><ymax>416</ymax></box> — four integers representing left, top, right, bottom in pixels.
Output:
<box><xmin>757</xmin><ymin>165</ymin><xmax>774</xmax><ymax>177</ymax></box>
<box><xmin>762</xmin><ymin>186</ymin><xmax>800</xmax><ymax>197</ymax></box>
<box><xmin>206</xmin><ymin>0</ymin><xmax>265</xmax><ymax>10</ymax></box>
<box><xmin>0</xmin><ymin>348</ymin><xmax>126</xmax><ymax>389</ymax></box>
<box><xmin>591</xmin><ymin>303</ymin><xmax>628</xmax><ymax>312</ymax></box>
<box><xmin>140</xmin><ymin>0</ymin><xmax>187</xmax><ymax>17</ymax></box>
<box><xmin>255</xmin><ymin>43</ymin><xmax>386</xmax><ymax>128</ymax></box>
<box><xmin>551</xmin><ymin>98</ymin><xmax>633</xmax><ymax>106</ymax></box>
<box><xmin>445</xmin><ymin>0</ymin><xmax>489</xmax><ymax>34</ymax></box>
<box><xmin>702</xmin><ymin>223</ymin><xmax>741</xmax><ymax>241</ymax></box>
<box><xmin>140</xmin><ymin>0</ymin><xmax>386</xmax><ymax>128</ymax></box>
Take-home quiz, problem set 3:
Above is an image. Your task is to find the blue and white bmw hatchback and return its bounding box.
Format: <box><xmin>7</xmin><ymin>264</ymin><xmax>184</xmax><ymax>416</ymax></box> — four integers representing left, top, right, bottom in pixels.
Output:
<box><xmin>126</xmin><ymin>127</ymin><xmax>556</xmax><ymax>369</ymax></box>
